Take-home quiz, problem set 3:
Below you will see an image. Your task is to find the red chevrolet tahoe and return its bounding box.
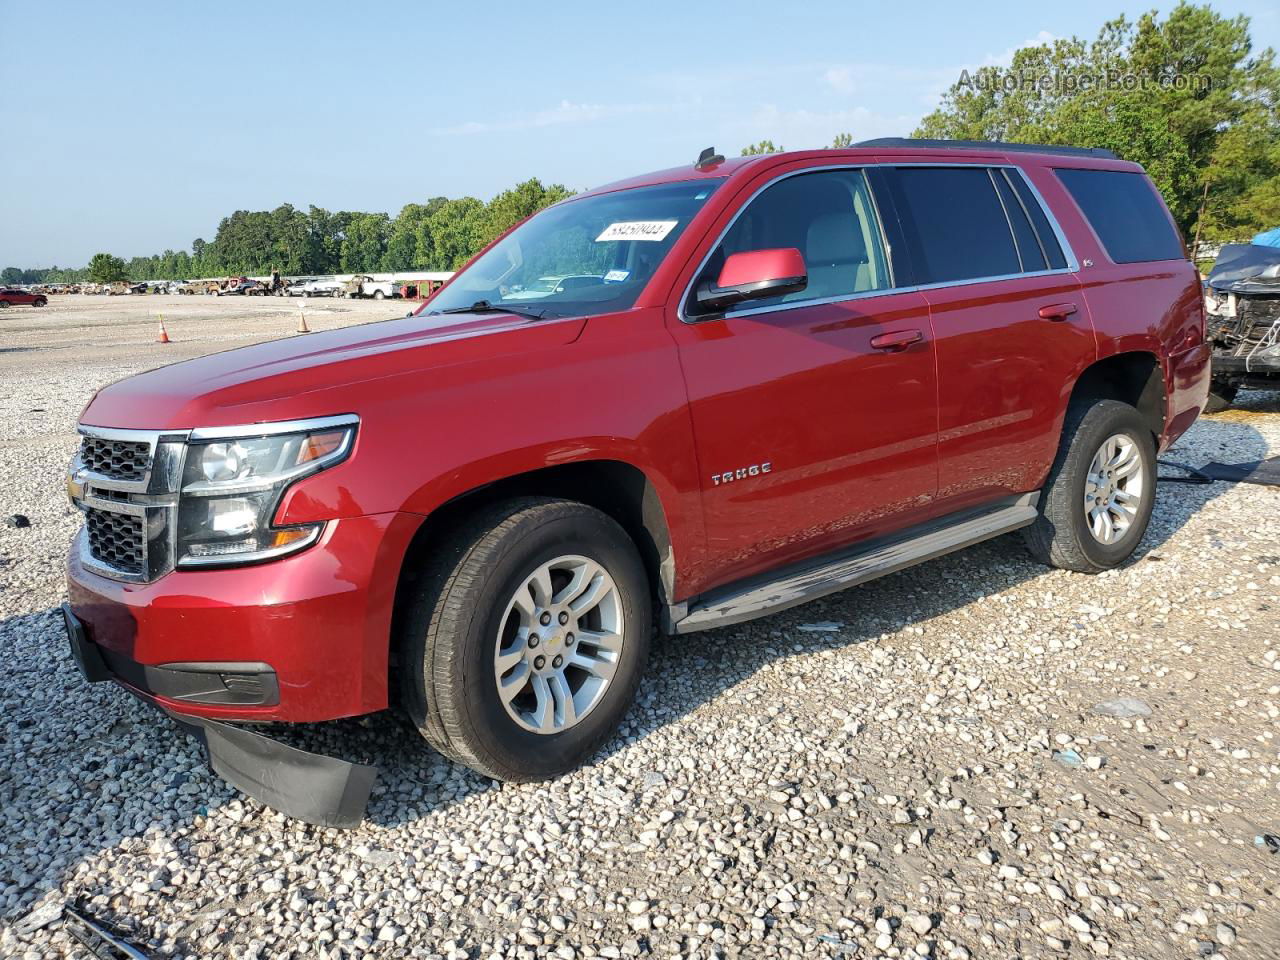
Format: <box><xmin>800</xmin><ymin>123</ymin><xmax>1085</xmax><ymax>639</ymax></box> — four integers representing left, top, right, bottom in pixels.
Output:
<box><xmin>65</xmin><ymin>139</ymin><xmax>1209</xmax><ymax>824</ymax></box>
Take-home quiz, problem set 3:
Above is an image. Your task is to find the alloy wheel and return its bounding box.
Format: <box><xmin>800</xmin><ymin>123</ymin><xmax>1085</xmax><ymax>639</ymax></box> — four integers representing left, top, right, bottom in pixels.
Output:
<box><xmin>493</xmin><ymin>554</ymin><xmax>624</xmax><ymax>734</ymax></box>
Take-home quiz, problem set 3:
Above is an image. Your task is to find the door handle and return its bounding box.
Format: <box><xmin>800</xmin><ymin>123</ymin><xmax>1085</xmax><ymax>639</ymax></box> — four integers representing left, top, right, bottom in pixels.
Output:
<box><xmin>869</xmin><ymin>329</ymin><xmax>924</xmax><ymax>351</ymax></box>
<box><xmin>1038</xmin><ymin>302</ymin><xmax>1078</xmax><ymax>321</ymax></box>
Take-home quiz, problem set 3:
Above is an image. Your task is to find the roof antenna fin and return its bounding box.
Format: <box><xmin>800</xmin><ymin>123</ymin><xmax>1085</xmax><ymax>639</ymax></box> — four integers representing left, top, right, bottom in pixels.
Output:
<box><xmin>695</xmin><ymin>146</ymin><xmax>725</xmax><ymax>170</ymax></box>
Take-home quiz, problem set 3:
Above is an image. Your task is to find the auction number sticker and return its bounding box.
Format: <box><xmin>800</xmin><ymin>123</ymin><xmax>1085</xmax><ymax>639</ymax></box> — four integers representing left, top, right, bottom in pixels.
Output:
<box><xmin>596</xmin><ymin>220</ymin><xmax>678</xmax><ymax>242</ymax></box>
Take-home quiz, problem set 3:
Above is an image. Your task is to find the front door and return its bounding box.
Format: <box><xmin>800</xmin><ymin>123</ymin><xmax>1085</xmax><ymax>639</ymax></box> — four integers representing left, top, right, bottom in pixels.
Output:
<box><xmin>668</xmin><ymin>167</ymin><xmax>939</xmax><ymax>594</ymax></box>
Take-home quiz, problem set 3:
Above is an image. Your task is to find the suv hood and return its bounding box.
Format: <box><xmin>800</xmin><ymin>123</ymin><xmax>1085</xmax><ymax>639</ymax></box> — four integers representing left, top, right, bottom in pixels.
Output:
<box><xmin>82</xmin><ymin>310</ymin><xmax>587</xmax><ymax>430</ymax></box>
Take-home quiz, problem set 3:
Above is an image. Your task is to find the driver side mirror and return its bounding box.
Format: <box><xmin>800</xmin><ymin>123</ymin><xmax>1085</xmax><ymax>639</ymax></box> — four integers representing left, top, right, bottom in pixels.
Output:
<box><xmin>695</xmin><ymin>247</ymin><xmax>807</xmax><ymax>313</ymax></box>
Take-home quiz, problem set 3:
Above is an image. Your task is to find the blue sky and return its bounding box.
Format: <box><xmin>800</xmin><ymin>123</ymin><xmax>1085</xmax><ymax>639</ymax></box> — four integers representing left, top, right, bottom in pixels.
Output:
<box><xmin>2</xmin><ymin>0</ymin><xmax>1277</xmax><ymax>267</ymax></box>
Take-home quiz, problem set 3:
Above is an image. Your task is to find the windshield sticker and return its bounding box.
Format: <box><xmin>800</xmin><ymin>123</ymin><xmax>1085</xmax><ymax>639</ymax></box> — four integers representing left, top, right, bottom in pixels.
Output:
<box><xmin>596</xmin><ymin>220</ymin><xmax>678</xmax><ymax>243</ymax></box>
<box><xmin>604</xmin><ymin>269</ymin><xmax>631</xmax><ymax>282</ymax></box>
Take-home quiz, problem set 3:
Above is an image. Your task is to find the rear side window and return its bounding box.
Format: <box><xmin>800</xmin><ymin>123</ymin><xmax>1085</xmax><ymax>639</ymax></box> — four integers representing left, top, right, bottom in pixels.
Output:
<box><xmin>1055</xmin><ymin>169</ymin><xmax>1183</xmax><ymax>264</ymax></box>
<box><xmin>888</xmin><ymin>167</ymin><xmax>1021</xmax><ymax>284</ymax></box>
<box><xmin>992</xmin><ymin>171</ymin><xmax>1047</xmax><ymax>273</ymax></box>
<box><xmin>1008</xmin><ymin>172</ymin><xmax>1068</xmax><ymax>270</ymax></box>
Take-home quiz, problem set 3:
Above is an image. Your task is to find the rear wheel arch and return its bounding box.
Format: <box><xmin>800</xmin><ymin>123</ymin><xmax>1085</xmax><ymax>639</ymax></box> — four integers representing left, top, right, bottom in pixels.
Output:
<box><xmin>1066</xmin><ymin>351</ymin><xmax>1165</xmax><ymax>440</ymax></box>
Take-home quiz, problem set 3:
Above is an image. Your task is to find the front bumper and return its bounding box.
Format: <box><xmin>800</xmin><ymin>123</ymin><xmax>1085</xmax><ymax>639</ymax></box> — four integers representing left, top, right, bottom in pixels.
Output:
<box><xmin>65</xmin><ymin>511</ymin><xmax>421</xmax><ymax>723</ymax></box>
<box><xmin>64</xmin><ymin>604</ymin><xmax>376</xmax><ymax>827</ymax></box>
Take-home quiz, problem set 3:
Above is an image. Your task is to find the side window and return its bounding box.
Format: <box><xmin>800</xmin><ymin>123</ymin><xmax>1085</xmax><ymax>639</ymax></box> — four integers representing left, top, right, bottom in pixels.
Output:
<box><xmin>1055</xmin><ymin>168</ymin><xmax>1183</xmax><ymax>264</ymax></box>
<box><xmin>889</xmin><ymin>166</ymin><xmax>1021</xmax><ymax>284</ymax></box>
<box><xmin>1008</xmin><ymin>171</ymin><xmax>1068</xmax><ymax>269</ymax></box>
<box><xmin>692</xmin><ymin>169</ymin><xmax>890</xmax><ymax>313</ymax></box>
<box><xmin>991</xmin><ymin>169</ymin><xmax>1047</xmax><ymax>273</ymax></box>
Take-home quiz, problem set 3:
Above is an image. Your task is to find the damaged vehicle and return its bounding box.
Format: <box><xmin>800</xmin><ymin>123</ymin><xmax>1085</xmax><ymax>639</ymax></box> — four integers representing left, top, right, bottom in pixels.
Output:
<box><xmin>1204</xmin><ymin>242</ymin><xmax>1280</xmax><ymax>410</ymax></box>
<box><xmin>63</xmin><ymin>140</ymin><xmax>1208</xmax><ymax>826</ymax></box>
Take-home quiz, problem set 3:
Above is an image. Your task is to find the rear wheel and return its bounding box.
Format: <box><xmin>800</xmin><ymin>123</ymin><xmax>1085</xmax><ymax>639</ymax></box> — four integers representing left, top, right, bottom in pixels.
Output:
<box><xmin>399</xmin><ymin>498</ymin><xmax>651</xmax><ymax>781</ymax></box>
<box><xmin>373</xmin><ymin>290</ymin><xmax>385</xmax><ymax>300</ymax></box>
<box><xmin>1023</xmin><ymin>398</ymin><xmax>1156</xmax><ymax>572</ymax></box>
<box><xmin>0</xmin><ymin>300</ymin><xmax>9</xmax><ymax>308</ymax></box>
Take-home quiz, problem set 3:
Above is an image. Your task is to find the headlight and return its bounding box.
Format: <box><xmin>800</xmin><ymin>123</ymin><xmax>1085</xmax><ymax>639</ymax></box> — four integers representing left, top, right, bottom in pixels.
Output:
<box><xmin>175</xmin><ymin>420</ymin><xmax>355</xmax><ymax>567</ymax></box>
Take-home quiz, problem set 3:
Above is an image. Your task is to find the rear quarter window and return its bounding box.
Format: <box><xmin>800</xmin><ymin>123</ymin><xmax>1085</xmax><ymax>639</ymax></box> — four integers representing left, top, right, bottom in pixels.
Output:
<box><xmin>1055</xmin><ymin>168</ymin><xmax>1183</xmax><ymax>264</ymax></box>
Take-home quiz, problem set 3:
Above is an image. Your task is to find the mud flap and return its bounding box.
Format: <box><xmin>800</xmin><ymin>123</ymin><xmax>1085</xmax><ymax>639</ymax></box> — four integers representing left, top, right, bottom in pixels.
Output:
<box><xmin>167</xmin><ymin>712</ymin><xmax>377</xmax><ymax>829</ymax></box>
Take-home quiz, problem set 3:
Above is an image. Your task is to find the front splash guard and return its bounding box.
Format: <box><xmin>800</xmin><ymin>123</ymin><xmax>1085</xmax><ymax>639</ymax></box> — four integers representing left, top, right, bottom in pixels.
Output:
<box><xmin>167</xmin><ymin>711</ymin><xmax>377</xmax><ymax>829</ymax></box>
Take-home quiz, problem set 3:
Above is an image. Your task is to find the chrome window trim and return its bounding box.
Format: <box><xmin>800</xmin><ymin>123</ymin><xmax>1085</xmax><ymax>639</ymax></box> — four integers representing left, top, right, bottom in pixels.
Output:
<box><xmin>677</xmin><ymin>161</ymin><xmax>1081</xmax><ymax>325</ymax></box>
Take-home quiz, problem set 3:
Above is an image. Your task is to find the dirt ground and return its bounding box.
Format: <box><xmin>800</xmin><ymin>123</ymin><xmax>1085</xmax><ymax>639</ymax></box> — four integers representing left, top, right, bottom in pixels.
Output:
<box><xmin>1</xmin><ymin>296</ymin><xmax>1279</xmax><ymax>960</ymax></box>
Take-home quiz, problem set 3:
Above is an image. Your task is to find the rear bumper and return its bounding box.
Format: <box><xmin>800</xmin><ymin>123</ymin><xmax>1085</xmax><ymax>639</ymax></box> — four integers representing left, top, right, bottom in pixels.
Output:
<box><xmin>65</xmin><ymin>511</ymin><xmax>422</xmax><ymax>723</ymax></box>
<box><xmin>64</xmin><ymin>604</ymin><xmax>376</xmax><ymax>827</ymax></box>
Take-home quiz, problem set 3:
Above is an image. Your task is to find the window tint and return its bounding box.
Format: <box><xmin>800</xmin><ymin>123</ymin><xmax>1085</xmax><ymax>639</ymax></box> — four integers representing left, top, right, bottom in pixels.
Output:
<box><xmin>992</xmin><ymin>170</ymin><xmax>1047</xmax><ymax>273</ymax></box>
<box><xmin>691</xmin><ymin>169</ymin><xmax>890</xmax><ymax>314</ymax></box>
<box><xmin>1056</xmin><ymin>168</ymin><xmax>1183</xmax><ymax>264</ymax></box>
<box><xmin>1008</xmin><ymin>172</ymin><xmax>1067</xmax><ymax>269</ymax></box>
<box><xmin>890</xmin><ymin>167</ymin><xmax>1020</xmax><ymax>284</ymax></box>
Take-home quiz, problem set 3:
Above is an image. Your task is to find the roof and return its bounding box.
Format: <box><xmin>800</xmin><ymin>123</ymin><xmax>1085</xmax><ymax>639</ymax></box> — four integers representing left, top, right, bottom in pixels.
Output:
<box><xmin>576</xmin><ymin>141</ymin><xmax>1138</xmax><ymax>201</ymax></box>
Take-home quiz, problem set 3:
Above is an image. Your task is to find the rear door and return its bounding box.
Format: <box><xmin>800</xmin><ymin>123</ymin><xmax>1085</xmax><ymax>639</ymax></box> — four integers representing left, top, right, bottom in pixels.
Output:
<box><xmin>668</xmin><ymin>166</ymin><xmax>937</xmax><ymax>590</ymax></box>
<box><xmin>877</xmin><ymin>164</ymin><xmax>1095</xmax><ymax>513</ymax></box>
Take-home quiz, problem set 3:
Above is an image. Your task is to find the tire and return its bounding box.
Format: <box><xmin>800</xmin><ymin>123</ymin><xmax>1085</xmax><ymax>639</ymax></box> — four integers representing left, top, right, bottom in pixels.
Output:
<box><xmin>1204</xmin><ymin>382</ymin><xmax>1237</xmax><ymax>414</ymax></box>
<box><xmin>0</xmin><ymin>300</ymin><xmax>9</xmax><ymax>308</ymax></box>
<box><xmin>399</xmin><ymin>497</ymin><xmax>651</xmax><ymax>781</ymax></box>
<box><xmin>33</xmin><ymin>297</ymin><xmax>47</xmax><ymax>307</ymax></box>
<box><xmin>1023</xmin><ymin>398</ymin><xmax>1156</xmax><ymax>573</ymax></box>
<box><xmin>373</xmin><ymin>290</ymin><xmax>385</xmax><ymax>300</ymax></box>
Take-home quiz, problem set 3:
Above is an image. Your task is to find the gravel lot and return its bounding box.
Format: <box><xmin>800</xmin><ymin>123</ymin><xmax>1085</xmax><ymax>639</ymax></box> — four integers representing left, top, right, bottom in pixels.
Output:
<box><xmin>2</xmin><ymin>296</ymin><xmax>1279</xmax><ymax>959</ymax></box>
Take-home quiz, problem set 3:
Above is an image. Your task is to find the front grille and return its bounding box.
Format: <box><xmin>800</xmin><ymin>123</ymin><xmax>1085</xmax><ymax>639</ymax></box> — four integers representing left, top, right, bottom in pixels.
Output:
<box><xmin>86</xmin><ymin>508</ymin><xmax>145</xmax><ymax>574</ymax></box>
<box><xmin>81</xmin><ymin>436</ymin><xmax>151</xmax><ymax>482</ymax></box>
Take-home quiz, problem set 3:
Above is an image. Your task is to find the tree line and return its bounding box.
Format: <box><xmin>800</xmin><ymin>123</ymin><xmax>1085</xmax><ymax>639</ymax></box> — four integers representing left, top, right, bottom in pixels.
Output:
<box><xmin>4</xmin><ymin>177</ymin><xmax>571</xmax><ymax>285</ymax></box>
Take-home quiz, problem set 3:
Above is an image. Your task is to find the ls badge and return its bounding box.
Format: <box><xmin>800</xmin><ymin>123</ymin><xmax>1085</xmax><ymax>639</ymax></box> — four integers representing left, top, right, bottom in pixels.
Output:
<box><xmin>711</xmin><ymin>462</ymin><xmax>772</xmax><ymax>486</ymax></box>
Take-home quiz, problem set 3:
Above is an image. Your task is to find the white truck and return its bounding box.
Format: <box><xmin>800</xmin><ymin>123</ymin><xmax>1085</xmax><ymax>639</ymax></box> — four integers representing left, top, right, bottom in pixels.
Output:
<box><xmin>340</xmin><ymin>275</ymin><xmax>400</xmax><ymax>300</ymax></box>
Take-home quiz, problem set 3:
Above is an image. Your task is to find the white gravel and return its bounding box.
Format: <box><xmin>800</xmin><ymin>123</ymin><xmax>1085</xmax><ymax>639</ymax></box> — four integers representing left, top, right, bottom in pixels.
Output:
<box><xmin>2</xmin><ymin>297</ymin><xmax>1279</xmax><ymax>959</ymax></box>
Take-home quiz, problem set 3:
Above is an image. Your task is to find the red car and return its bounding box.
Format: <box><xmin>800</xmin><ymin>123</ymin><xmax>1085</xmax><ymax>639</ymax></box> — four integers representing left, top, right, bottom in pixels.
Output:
<box><xmin>64</xmin><ymin>139</ymin><xmax>1209</xmax><ymax>824</ymax></box>
<box><xmin>0</xmin><ymin>287</ymin><xmax>48</xmax><ymax>307</ymax></box>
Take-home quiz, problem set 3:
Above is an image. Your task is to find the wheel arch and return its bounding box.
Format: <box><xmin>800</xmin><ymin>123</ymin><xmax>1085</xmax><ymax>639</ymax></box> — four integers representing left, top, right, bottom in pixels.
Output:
<box><xmin>391</xmin><ymin>458</ymin><xmax>677</xmax><ymax>651</ymax></box>
<box><xmin>1067</xmin><ymin>351</ymin><xmax>1165</xmax><ymax>441</ymax></box>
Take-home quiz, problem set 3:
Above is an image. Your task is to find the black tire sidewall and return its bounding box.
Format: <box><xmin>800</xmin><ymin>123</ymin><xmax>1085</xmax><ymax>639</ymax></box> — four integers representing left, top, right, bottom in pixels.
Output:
<box><xmin>447</xmin><ymin>510</ymin><xmax>650</xmax><ymax>779</ymax></box>
<box><xmin>1066</xmin><ymin>404</ymin><xmax>1157</xmax><ymax>568</ymax></box>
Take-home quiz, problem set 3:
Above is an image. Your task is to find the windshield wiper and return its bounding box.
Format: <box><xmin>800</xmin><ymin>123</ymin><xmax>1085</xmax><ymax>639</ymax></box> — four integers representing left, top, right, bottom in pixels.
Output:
<box><xmin>434</xmin><ymin>299</ymin><xmax>550</xmax><ymax>320</ymax></box>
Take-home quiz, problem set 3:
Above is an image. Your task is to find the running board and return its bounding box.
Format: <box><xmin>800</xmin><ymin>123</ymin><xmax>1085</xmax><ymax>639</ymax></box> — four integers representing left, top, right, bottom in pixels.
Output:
<box><xmin>672</xmin><ymin>492</ymin><xmax>1040</xmax><ymax>634</ymax></box>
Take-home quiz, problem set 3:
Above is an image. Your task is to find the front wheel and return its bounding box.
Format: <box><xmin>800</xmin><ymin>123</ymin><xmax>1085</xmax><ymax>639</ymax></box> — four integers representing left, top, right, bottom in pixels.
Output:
<box><xmin>399</xmin><ymin>498</ymin><xmax>651</xmax><ymax>781</ymax></box>
<box><xmin>1023</xmin><ymin>398</ymin><xmax>1156</xmax><ymax>573</ymax></box>
<box><xmin>33</xmin><ymin>297</ymin><xmax>47</xmax><ymax>307</ymax></box>
<box><xmin>373</xmin><ymin>290</ymin><xmax>385</xmax><ymax>300</ymax></box>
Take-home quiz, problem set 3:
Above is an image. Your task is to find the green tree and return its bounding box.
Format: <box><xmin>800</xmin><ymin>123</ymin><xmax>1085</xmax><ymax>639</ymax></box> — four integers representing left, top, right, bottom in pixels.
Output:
<box><xmin>87</xmin><ymin>253</ymin><xmax>128</xmax><ymax>283</ymax></box>
<box><xmin>916</xmin><ymin>3</ymin><xmax>1280</xmax><ymax>240</ymax></box>
<box><xmin>741</xmin><ymin>140</ymin><xmax>784</xmax><ymax>156</ymax></box>
<box><xmin>1</xmin><ymin>267</ymin><xmax>21</xmax><ymax>284</ymax></box>
<box><xmin>830</xmin><ymin>132</ymin><xmax>856</xmax><ymax>148</ymax></box>
<box><xmin>425</xmin><ymin>197</ymin><xmax>487</xmax><ymax>269</ymax></box>
<box><xmin>340</xmin><ymin>213</ymin><xmax>391</xmax><ymax>272</ymax></box>
<box><xmin>484</xmin><ymin>178</ymin><xmax>573</xmax><ymax>242</ymax></box>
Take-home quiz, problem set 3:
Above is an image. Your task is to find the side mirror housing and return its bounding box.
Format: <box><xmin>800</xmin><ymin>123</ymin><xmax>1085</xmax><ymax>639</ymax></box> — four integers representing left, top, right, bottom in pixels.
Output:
<box><xmin>695</xmin><ymin>247</ymin><xmax>807</xmax><ymax>312</ymax></box>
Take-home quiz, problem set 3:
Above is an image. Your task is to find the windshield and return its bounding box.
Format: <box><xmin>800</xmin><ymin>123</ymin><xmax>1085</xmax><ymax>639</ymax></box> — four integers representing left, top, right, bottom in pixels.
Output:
<box><xmin>426</xmin><ymin>179</ymin><xmax>724</xmax><ymax>318</ymax></box>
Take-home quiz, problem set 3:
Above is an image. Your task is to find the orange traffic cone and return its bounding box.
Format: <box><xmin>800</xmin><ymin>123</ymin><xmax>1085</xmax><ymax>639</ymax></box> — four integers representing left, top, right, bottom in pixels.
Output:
<box><xmin>156</xmin><ymin>316</ymin><xmax>171</xmax><ymax>344</ymax></box>
<box><xmin>296</xmin><ymin>305</ymin><xmax>310</xmax><ymax>334</ymax></box>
